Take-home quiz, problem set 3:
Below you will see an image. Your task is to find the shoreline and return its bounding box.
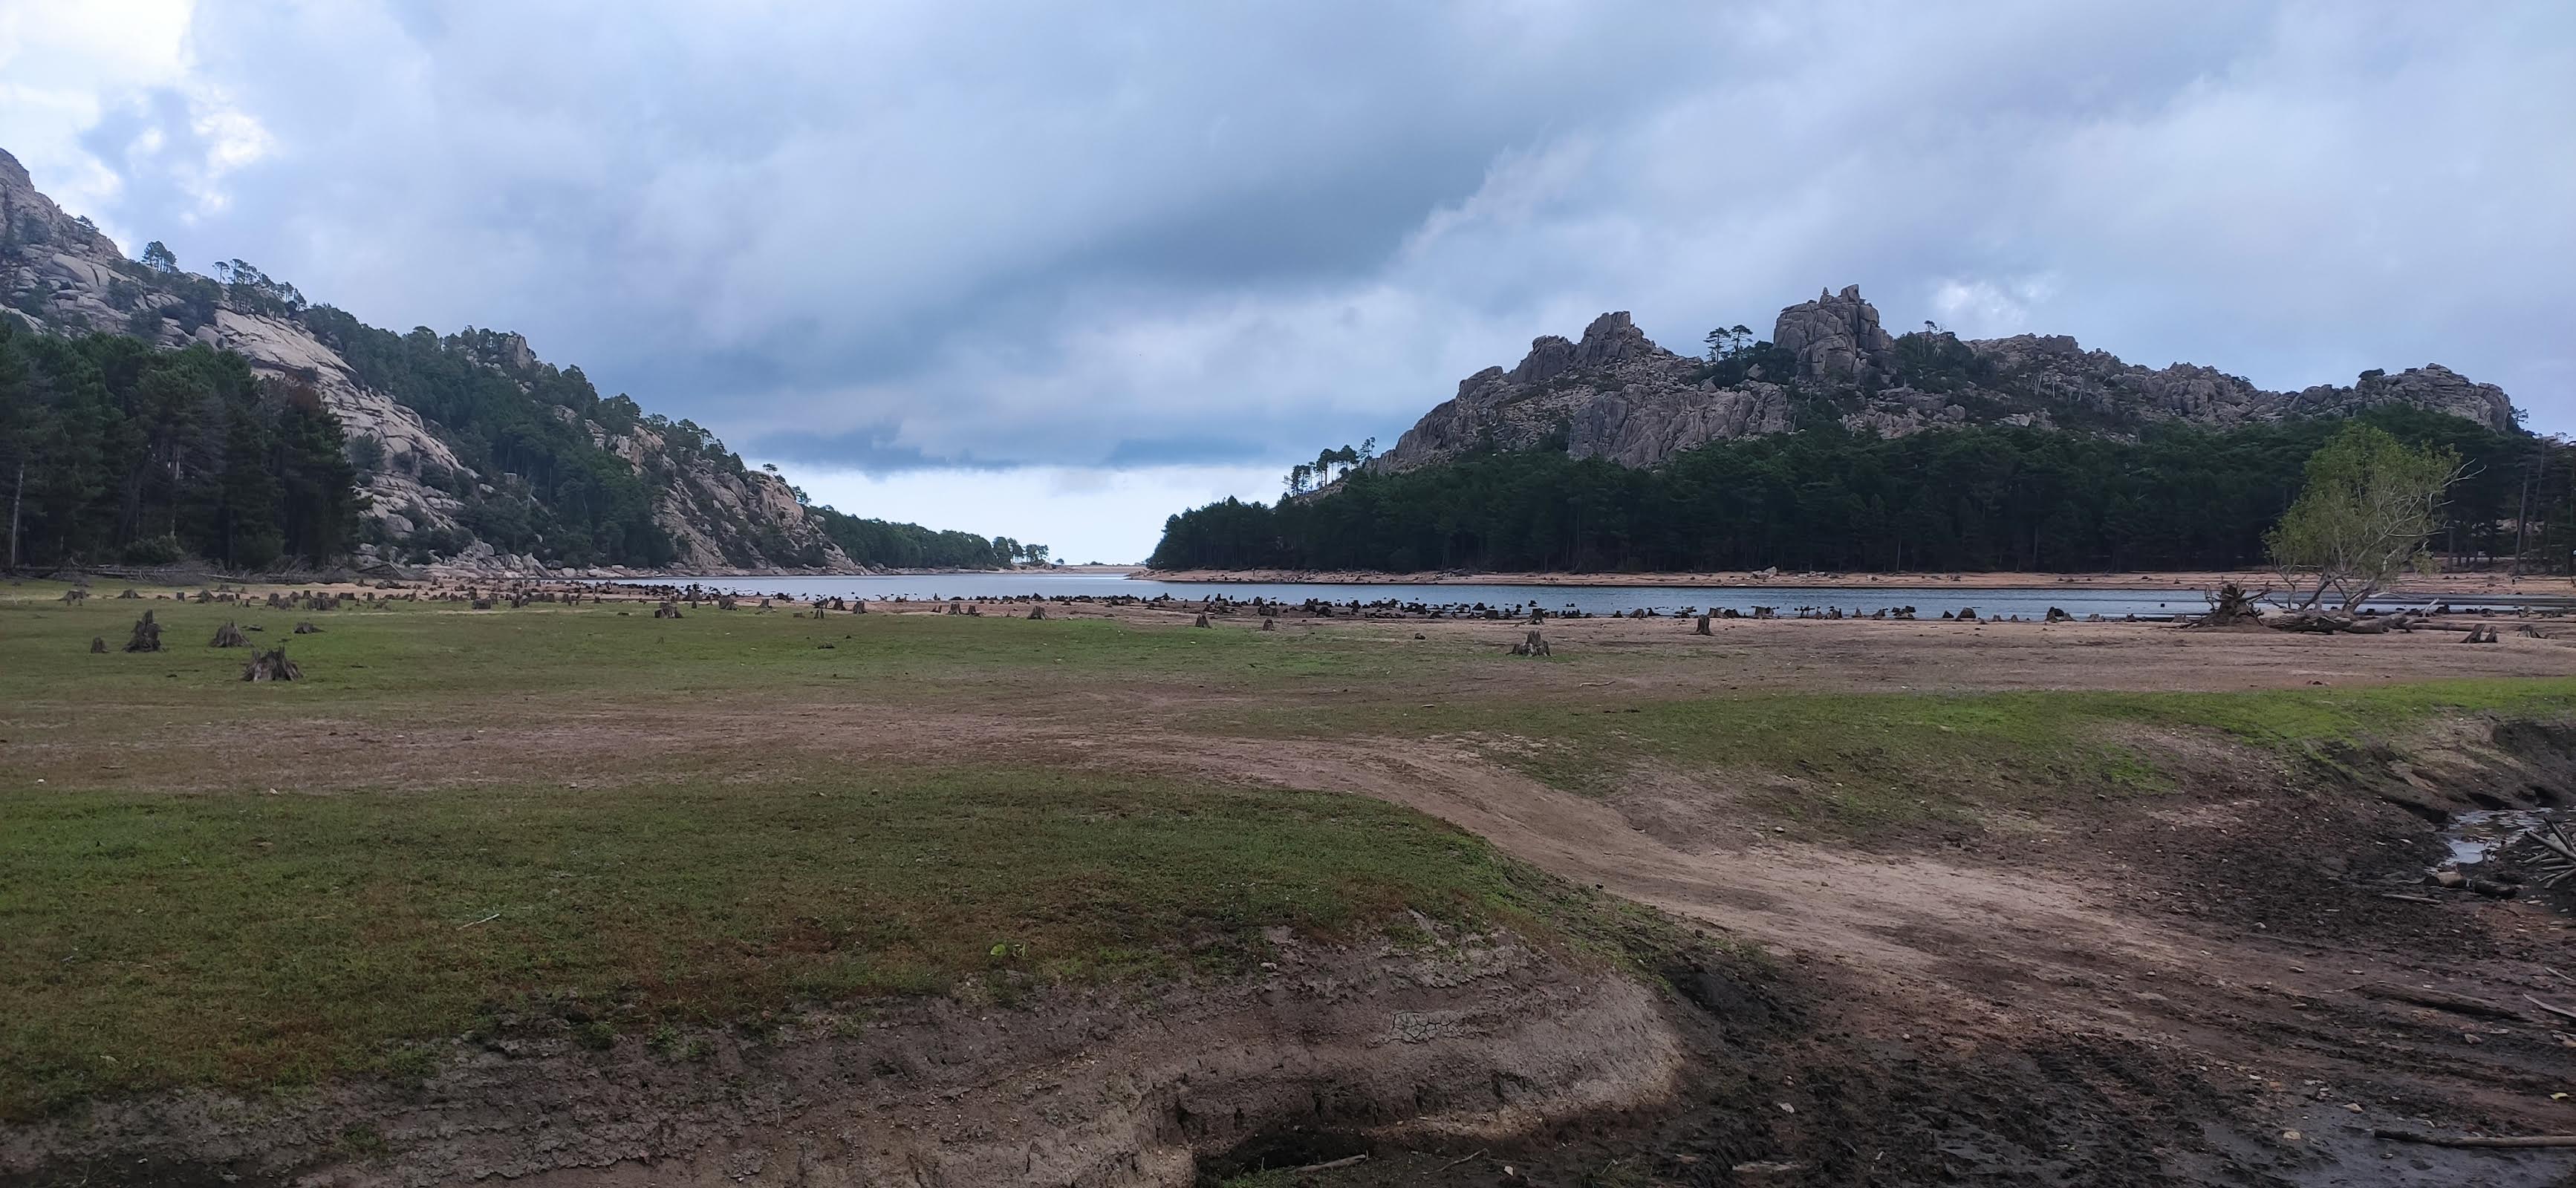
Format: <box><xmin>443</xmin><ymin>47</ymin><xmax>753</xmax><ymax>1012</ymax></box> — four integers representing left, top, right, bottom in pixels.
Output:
<box><xmin>1135</xmin><ymin>567</ymin><xmax>2576</xmax><ymax>598</ymax></box>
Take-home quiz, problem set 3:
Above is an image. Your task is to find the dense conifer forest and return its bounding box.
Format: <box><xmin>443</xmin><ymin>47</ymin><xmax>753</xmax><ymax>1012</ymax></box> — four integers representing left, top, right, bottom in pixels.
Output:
<box><xmin>0</xmin><ymin>320</ymin><xmax>360</xmax><ymax>570</ymax></box>
<box><xmin>1149</xmin><ymin>408</ymin><xmax>2574</xmax><ymax>575</ymax></box>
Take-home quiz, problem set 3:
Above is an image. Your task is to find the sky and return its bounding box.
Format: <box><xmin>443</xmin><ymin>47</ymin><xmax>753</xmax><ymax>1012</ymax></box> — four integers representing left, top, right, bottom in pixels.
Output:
<box><xmin>4</xmin><ymin>1</ymin><xmax>2572</xmax><ymax>562</ymax></box>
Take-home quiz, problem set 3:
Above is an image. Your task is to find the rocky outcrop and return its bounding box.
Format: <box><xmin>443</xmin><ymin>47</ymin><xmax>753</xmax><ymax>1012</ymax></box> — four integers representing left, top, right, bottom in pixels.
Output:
<box><xmin>1378</xmin><ymin>312</ymin><xmax>1789</xmax><ymax>471</ymax></box>
<box><xmin>1369</xmin><ymin>285</ymin><xmax>2519</xmax><ymax>478</ymax></box>
<box><xmin>1</xmin><ymin>146</ymin><xmax>858</xmax><ymax>575</ymax></box>
<box><xmin>1775</xmin><ymin>284</ymin><xmax>1896</xmax><ymax>384</ymax></box>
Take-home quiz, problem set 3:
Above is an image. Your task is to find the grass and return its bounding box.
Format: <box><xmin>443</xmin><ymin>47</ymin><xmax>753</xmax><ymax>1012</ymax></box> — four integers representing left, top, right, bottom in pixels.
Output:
<box><xmin>7</xmin><ymin>581</ymin><xmax>2575</xmax><ymax>1116</ymax></box>
<box><xmin>0</xmin><ymin>765</ymin><xmax>1583</xmax><ymax>1118</ymax></box>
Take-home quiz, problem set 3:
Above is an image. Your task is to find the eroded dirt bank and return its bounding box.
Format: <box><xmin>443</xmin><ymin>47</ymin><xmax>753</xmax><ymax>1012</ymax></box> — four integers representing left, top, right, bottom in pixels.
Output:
<box><xmin>4</xmin><ymin>930</ymin><xmax>1688</xmax><ymax>1187</ymax></box>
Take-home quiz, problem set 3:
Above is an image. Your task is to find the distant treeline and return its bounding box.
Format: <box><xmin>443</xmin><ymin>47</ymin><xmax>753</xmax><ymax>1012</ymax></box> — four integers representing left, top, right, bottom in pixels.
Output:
<box><xmin>1148</xmin><ymin>408</ymin><xmax>2572</xmax><ymax>575</ymax></box>
<box><xmin>0</xmin><ymin>322</ymin><xmax>360</xmax><ymax>570</ymax></box>
<box><xmin>810</xmin><ymin>507</ymin><xmax>1017</xmax><ymax>569</ymax></box>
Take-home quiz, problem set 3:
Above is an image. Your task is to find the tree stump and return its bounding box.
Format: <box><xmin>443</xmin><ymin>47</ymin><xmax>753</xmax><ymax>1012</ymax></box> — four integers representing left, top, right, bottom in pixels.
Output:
<box><xmin>2464</xmin><ymin>624</ymin><xmax>2500</xmax><ymax>644</ymax></box>
<box><xmin>117</xmin><ymin>588</ymin><xmax>140</xmax><ymax>599</ymax></box>
<box><xmin>1027</xmin><ymin>605</ymin><xmax>1047</xmax><ymax>620</ymax></box>
<box><xmin>241</xmin><ymin>647</ymin><xmax>302</xmax><ymax>682</ymax></box>
<box><xmin>654</xmin><ymin>601</ymin><xmax>683</xmax><ymax>619</ymax></box>
<box><xmin>717</xmin><ymin>595</ymin><xmax>739</xmax><ymax>611</ymax></box>
<box><xmin>61</xmin><ymin>589</ymin><xmax>87</xmax><ymax>604</ymax></box>
<box><xmin>1193</xmin><ymin>613</ymin><xmax>1211</xmax><ymax>627</ymax></box>
<box><xmin>294</xmin><ymin>621</ymin><xmax>321</xmax><ymax>635</ymax></box>
<box><xmin>1510</xmin><ymin>630</ymin><xmax>1550</xmax><ymax>656</ymax></box>
<box><xmin>1694</xmin><ymin>613</ymin><xmax>1712</xmax><ymax>636</ymax></box>
<box><xmin>1957</xmin><ymin>607</ymin><xmax>1980</xmax><ymax>621</ymax></box>
<box><xmin>124</xmin><ymin>611</ymin><xmax>163</xmax><ymax>653</ymax></box>
<box><xmin>1260</xmin><ymin>619</ymin><xmax>1276</xmax><ymax>632</ymax></box>
<box><xmin>2044</xmin><ymin>607</ymin><xmax>2072</xmax><ymax>624</ymax></box>
<box><xmin>2189</xmin><ymin>582</ymin><xmax>2267</xmax><ymax>627</ymax></box>
<box><xmin>852</xmin><ymin>601</ymin><xmax>868</xmax><ymax>614</ymax></box>
<box><xmin>210</xmin><ymin>621</ymin><xmax>248</xmax><ymax>647</ymax></box>
<box><xmin>89</xmin><ymin>636</ymin><xmax>107</xmax><ymax>653</ymax></box>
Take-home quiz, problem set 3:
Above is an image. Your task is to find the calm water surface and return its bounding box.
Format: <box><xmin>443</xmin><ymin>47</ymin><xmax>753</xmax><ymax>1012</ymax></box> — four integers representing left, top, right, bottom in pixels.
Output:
<box><xmin>610</xmin><ymin>573</ymin><xmax>2553</xmax><ymax>619</ymax></box>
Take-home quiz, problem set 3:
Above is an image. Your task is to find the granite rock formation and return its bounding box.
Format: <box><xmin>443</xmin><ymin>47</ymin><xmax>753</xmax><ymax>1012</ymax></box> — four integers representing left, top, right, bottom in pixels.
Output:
<box><xmin>0</xmin><ymin>148</ymin><xmax>850</xmax><ymax>575</ymax></box>
<box><xmin>1372</xmin><ymin>286</ymin><xmax>2514</xmax><ymax>476</ymax></box>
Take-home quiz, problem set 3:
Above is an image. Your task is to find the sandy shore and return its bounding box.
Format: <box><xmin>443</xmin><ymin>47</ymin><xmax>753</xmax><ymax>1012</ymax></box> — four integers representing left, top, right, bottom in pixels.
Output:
<box><xmin>1141</xmin><ymin>567</ymin><xmax>2576</xmax><ymax>597</ymax></box>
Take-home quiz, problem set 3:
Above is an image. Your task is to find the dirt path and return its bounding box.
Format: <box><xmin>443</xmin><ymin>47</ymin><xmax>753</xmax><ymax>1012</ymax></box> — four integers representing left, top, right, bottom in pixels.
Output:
<box><xmin>1139</xmin><ymin>734</ymin><xmax>2576</xmax><ymax>1185</ymax></box>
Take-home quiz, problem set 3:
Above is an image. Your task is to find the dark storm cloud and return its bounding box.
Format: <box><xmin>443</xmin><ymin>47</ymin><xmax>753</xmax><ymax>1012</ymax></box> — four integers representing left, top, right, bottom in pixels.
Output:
<box><xmin>46</xmin><ymin>0</ymin><xmax>2576</xmax><ymax>477</ymax></box>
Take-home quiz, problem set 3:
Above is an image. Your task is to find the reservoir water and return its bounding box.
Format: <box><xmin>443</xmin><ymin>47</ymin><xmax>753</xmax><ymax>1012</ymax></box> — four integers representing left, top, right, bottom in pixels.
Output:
<box><xmin>611</xmin><ymin>573</ymin><xmax>2557</xmax><ymax>621</ymax></box>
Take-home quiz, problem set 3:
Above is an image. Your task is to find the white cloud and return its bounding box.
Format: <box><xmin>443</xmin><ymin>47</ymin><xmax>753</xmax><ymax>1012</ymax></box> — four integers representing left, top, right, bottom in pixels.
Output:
<box><xmin>0</xmin><ymin>0</ymin><xmax>273</xmax><ymax>240</ymax></box>
<box><xmin>784</xmin><ymin>463</ymin><xmax>1285</xmax><ymax>564</ymax></box>
<box><xmin>7</xmin><ymin>0</ymin><xmax>2573</xmax><ymax>554</ymax></box>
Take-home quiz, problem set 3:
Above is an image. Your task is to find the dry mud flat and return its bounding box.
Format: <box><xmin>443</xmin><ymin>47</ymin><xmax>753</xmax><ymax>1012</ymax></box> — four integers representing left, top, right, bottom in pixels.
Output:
<box><xmin>11</xmin><ymin>601</ymin><xmax>2576</xmax><ymax>1187</ymax></box>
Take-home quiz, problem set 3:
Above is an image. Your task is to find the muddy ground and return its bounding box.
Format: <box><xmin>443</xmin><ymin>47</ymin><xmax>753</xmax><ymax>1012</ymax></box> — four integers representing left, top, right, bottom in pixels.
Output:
<box><xmin>8</xmin><ymin>591</ymin><xmax>2576</xmax><ymax>1187</ymax></box>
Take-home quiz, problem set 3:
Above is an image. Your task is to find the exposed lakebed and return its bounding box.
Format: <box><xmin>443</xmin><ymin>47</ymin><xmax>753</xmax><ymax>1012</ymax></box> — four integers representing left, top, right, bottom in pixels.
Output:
<box><xmin>619</xmin><ymin>572</ymin><xmax>2558</xmax><ymax>621</ymax></box>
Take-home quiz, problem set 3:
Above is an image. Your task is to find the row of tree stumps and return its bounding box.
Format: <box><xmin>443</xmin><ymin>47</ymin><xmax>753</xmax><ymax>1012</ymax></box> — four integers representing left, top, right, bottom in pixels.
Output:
<box><xmin>94</xmin><ymin>608</ymin><xmax>304</xmax><ymax>680</ymax></box>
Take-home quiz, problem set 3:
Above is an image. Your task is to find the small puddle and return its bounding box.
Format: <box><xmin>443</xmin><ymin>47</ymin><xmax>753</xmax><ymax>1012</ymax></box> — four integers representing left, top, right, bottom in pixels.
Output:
<box><xmin>2434</xmin><ymin>809</ymin><xmax>2545</xmax><ymax>868</ymax></box>
<box><xmin>2429</xmin><ymin>809</ymin><xmax>2575</xmax><ymax>910</ymax></box>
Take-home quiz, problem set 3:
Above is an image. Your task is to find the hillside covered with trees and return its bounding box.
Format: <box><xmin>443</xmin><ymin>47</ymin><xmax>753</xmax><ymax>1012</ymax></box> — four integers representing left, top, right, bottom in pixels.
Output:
<box><xmin>1148</xmin><ymin>407</ymin><xmax>2572</xmax><ymax>575</ymax></box>
<box><xmin>0</xmin><ymin>320</ymin><xmax>361</xmax><ymax>570</ymax></box>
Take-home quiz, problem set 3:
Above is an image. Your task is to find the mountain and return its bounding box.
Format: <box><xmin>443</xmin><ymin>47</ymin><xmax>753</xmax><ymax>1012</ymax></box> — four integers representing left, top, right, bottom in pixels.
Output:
<box><xmin>0</xmin><ymin>147</ymin><xmax>900</xmax><ymax>576</ymax></box>
<box><xmin>1149</xmin><ymin>286</ymin><xmax>2549</xmax><ymax>575</ymax></box>
<box><xmin>1371</xmin><ymin>286</ymin><xmax>2515</xmax><ymax>475</ymax></box>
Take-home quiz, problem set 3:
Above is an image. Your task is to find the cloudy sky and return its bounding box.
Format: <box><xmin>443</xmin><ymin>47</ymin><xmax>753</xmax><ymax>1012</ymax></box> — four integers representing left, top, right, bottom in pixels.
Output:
<box><xmin>5</xmin><ymin>1</ymin><xmax>2571</xmax><ymax>561</ymax></box>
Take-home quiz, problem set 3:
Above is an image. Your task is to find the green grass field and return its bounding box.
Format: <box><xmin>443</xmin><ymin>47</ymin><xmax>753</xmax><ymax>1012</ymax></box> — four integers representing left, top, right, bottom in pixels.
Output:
<box><xmin>5</xmin><ymin>581</ymin><xmax>2572</xmax><ymax>1119</ymax></box>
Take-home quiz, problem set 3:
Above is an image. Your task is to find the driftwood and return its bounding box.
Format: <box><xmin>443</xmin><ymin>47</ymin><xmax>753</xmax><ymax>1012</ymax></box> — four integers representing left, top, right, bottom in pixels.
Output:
<box><xmin>1511</xmin><ymin>630</ymin><xmax>1550</xmax><ymax>656</ymax></box>
<box><xmin>2521</xmin><ymin>994</ymin><xmax>2576</xmax><ymax>1024</ymax></box>
<box><xmin>209</xmin><ymin>621</ymin><xmax>248</xmax><ymax>647</ymax></box>
<box><xmin>2372</xmin><ymin>1129</ymin><xmax>2576</xmax><ymax>1149</ymax></box>
<box><xmin>241</xmin><ymin>647</ymin><xmax>302</xmax><ymax>682</ymax></box>
<box><xmin>124</xmin><ymin>610</ymin><xmax>163</xmax><ymax>653</ymax></box>
<box><xmin>2349</xmin><ymin>982</ymin><xmax>2524</xmax><ymax>1021</ymax></box>
<box><xmin>88</xmin><ymin>636</ymin><xmax>107</xmax><ymax>653</ymax></box>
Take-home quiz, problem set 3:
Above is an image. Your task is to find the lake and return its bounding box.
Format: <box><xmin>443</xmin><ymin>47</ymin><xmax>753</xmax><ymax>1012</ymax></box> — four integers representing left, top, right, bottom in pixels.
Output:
<box><xmin>607</xmin><ymin>573</ymin><xmax>2548</xmax><ymax>620</ymax></box>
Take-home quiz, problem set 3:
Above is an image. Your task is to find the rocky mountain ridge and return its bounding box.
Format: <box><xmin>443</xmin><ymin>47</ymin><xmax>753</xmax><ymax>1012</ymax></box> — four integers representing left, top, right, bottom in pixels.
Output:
<box><xmin>0</xmin><ymin>147</ymin><xmax>851</xmax><ymax>576</ymax></box>
<box><xmin>1373</xmin><ymin>285</ymin><xmax>2517</xmax><ymax>474</ymax></box>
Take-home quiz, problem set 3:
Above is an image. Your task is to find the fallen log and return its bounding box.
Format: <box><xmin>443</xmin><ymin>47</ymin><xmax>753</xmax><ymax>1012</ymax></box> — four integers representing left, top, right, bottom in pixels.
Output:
<box><xmin>2372</xmin><ymin>1129</ymin><xmax>2576</xmax><ymax>1149</ymax></box>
